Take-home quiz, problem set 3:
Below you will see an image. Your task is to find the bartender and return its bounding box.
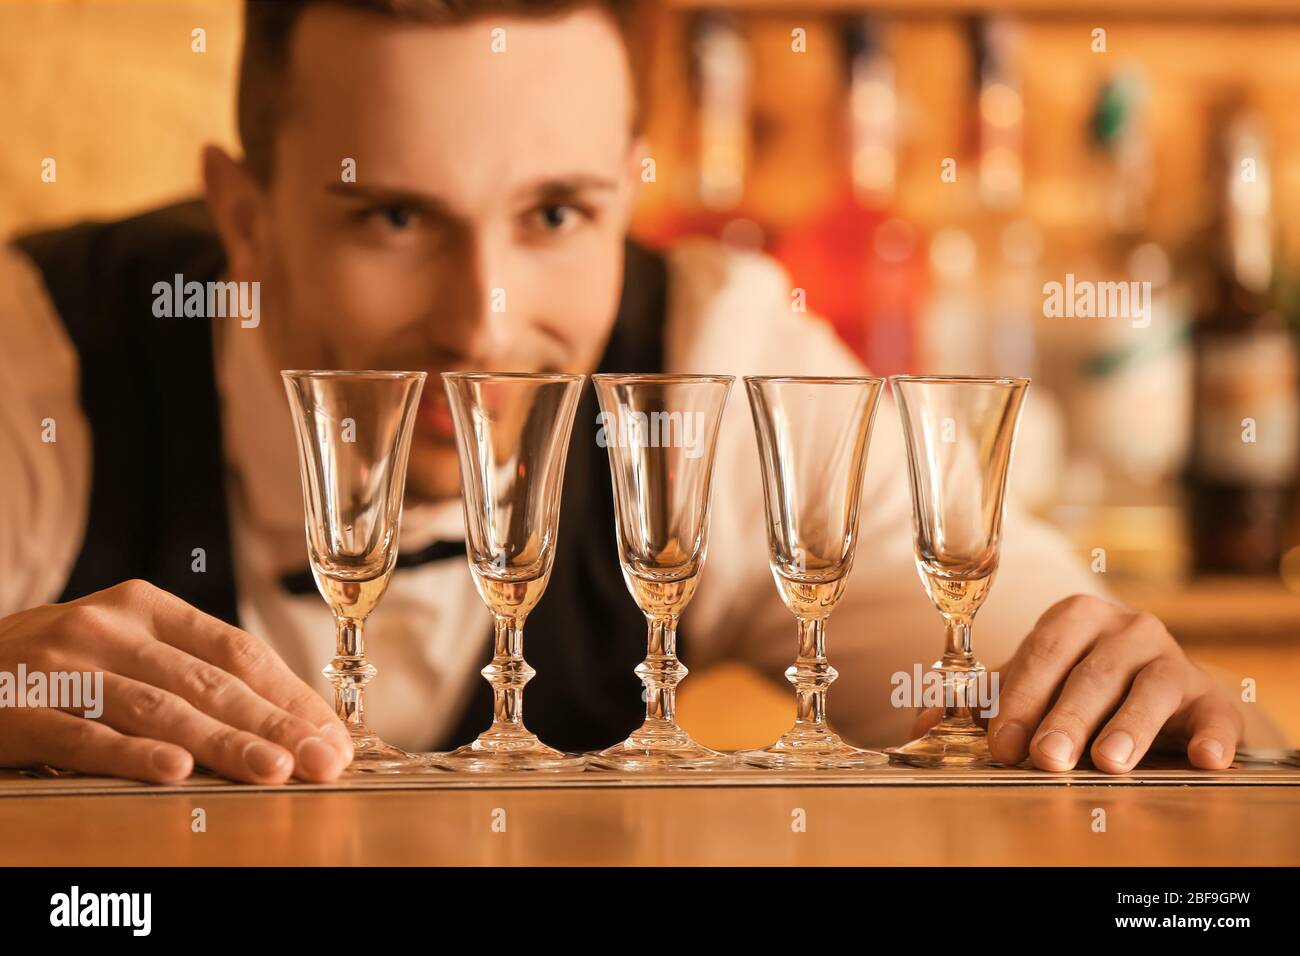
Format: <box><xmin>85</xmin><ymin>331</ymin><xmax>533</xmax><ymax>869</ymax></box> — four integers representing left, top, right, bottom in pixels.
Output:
<box><xmin>0</xmin><ymin>0</ymin><xmax>1279</xmax><ymax>784</ymax></box>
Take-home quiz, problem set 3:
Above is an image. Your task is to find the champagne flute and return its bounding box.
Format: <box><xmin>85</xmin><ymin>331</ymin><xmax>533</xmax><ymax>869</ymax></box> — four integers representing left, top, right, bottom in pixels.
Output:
<box><xmin>281</xmin><ymin>369</ymin><xmax>426</xmax><ymax>773</ymax></box>
<box><xmin>427</xmin><ymin>372</ymin><xmax>586</xmax><ymax>772</ymax></box>
<box><xmin>737</xmin><ymin>376</ymin><xmax>887</xmax><ymax>769</ymax></box>
<box><xmin>587</xmin><ymin>373</ymin><xmax>734</xmax><ymax>771</ymax></box>
<box><xmin>885</xmin><ymin>375</ymin><xmax>1029</xmax><ymax>768</ymax></box>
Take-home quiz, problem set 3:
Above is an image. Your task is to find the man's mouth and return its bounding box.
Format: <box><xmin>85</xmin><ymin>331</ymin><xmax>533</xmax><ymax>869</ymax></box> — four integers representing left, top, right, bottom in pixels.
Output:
<box><xmin>416</xmin><ymin>393</ymin><xmax>457</xmax><ymax>441</ymax></box>
<box><xmin>416</xmin><ymin>371</ymin><xmax>520</xmax><ymax>441</ymax></box>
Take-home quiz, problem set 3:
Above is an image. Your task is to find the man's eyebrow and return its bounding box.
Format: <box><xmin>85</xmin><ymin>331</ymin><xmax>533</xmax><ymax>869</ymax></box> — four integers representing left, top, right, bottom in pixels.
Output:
<box><xmin>322</xmin><ymin>177</ymin><xmax>617</xmax><ymax>210</ymax></box>
<box><xmin>323</xmin><ymin>184</ymin><xmax>453</xmax><ymax>216</ymax></box>
<box><xmin>513</xmin><ymin>175</ymin><xmax>620</xmax><ymax>202</ymax></box>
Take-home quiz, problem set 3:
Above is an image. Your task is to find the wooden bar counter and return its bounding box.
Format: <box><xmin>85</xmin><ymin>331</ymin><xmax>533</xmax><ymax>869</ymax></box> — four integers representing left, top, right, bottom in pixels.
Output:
<box><xmin>3</xmin><ymin>760</ymin><xmax>1298</xmax><ymax>867</ymax></box>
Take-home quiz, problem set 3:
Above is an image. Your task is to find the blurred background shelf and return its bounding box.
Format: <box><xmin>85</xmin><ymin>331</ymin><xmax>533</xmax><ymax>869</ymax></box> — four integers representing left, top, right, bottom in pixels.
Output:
<box><xmin>4</xmin><ymin>0</ymin><xmax>1299</xmax><ymax>748</ymax></box>
<box><xmin>1113</xmin><ymin>575</ymin><xmax>1300</xmax><ymax>646</ymax></box>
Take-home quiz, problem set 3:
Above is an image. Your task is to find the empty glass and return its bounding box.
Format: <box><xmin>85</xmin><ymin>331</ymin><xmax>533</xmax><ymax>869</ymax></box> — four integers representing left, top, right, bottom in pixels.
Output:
<box><xmin>587</xmin><ymin>373</ymin><xmax>735</xmax><ymax>771</ymax></box>
<box><xmin>737</xmin><ymin>376</ymin><xmax>887</xmax><ymax>769</ymax></box>
<box><xmin>885</xmin><ymin>375</ymin><xmax>1029</xmax><ymax>768</ymax></box>
<box><xmin>426</xmin><ymin>372</ymin><xmax>586</xmax><ymax>772</ymax></box>
<box><xmin>281</xmin><ymin>370</ymin><xmax>426</xmax><ymax>773</ymax></box>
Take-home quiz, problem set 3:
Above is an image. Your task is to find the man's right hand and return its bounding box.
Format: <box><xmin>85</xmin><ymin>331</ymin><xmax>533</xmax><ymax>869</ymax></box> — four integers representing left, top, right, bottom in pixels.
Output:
<box><xmin>0</xmin><ymin>580</ymin><xmax>353</xmax><ymax>784</ymax></box>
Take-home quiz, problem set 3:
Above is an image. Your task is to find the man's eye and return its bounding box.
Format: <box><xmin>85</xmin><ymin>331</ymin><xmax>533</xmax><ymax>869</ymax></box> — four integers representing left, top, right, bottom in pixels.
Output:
<box><xmin>382</xmin><ymin>205</ymin><xmax>418</xmax><ymax>229</ymax></box>
<box><xmin>361</xmin><ymin>204</ymin><xmax>421</xmax><ymax>231</ymax></box>
<box><xmin>531</xmin><ymin>203</ymin><xmax>588</xmax><ymax>233</ymax></box>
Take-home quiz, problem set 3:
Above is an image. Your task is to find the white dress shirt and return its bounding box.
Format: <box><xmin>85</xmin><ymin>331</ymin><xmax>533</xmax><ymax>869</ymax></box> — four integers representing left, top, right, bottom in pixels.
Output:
<box><xmin>0</xmin><ymin>235</ymin><xmax>1105</xmax><ymax>751</ymax></box>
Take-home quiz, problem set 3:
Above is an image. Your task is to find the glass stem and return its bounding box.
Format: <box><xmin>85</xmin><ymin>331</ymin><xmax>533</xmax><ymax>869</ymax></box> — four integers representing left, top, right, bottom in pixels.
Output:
<box><xmin>789</xmin><ymin>616</ymin><xmax>835</xmax><ymax>727</ymax></box>
<box><xmin>637</xmin><ymin>614</ymin><xmax>687</xmax><ymax>727</ymax></box>
<box><xmin>939</xmin><ymin>618</ymin><xmax>978</xmax><ymax>725</ymax></box>
<box><xmin>484</xmin><ymin>614</ymin><xmax>534</xmax><ymax>734</ymax></box>
<box><xmin>325</xmin><ymin>616</ymin><xmax>376</xmax><ymax>733</ymax></box>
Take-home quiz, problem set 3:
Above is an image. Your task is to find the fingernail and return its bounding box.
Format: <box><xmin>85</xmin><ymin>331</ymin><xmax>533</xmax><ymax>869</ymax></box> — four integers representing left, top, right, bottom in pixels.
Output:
<box><xmin>1097</xmin><ymin>731</ymin><xmax>1135</xmax><ymax>766</ymax></box>
<box><xmin>1036</xmin><ymin>730</ymin><xmax>1074</xmax><ymax>765</ymax></box>
<box><xmin>297</xmin><ymin>736</ymin><xmax>342</xmax><ymax>778</ymax></box>
<box><xmin>1195</xmin><ymin>738</ymin><xmax>1225</xmax><ymax>763</ymax></box>
<box><xmin>244</xmin><ymin>741</ymin><xmax>292</xmax><ymax>778</ymax></box>
<box><xmin>993</xmin><ymin>721</ymin><xmax>1028</xmax><ymax>757</ymax></box>
<box><xmin>151</xmin><ymin>745</ymin><xmax>190</xmax><ymax>778</ymax></box>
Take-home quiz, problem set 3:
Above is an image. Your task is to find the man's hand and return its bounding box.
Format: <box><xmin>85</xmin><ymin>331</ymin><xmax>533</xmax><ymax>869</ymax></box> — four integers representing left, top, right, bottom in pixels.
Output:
<box><xmin>983</xmin><ymin>594</ymin><xmax>1243</xmax><ymax>773</ymax></box>
<box><xmin>0</xmin><ymin>580</ymin><xmax>353</xmax><ymax>784</ymax></box>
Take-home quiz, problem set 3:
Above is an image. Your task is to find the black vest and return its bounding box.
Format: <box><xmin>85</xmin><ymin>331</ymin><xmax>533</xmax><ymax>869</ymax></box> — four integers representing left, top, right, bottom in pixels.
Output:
<box><xmin>15</xmin><ymin>201</ymin><xmax>665</xmax><ymax>752</ymax></box>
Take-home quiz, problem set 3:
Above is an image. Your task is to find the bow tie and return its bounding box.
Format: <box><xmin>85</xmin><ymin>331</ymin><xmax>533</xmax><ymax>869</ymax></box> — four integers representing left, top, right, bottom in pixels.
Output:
<box><xmin>279</xmin><ymin>539</ymin><xmax>468</xmax><ymax>596</ymax></box>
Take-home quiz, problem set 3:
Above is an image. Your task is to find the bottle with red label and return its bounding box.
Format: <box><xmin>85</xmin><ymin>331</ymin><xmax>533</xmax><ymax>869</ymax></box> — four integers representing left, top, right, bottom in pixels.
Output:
<box><xmin>1188</xmin><ymin>100</ymin><xmax>1300</xmax><ymax>575</ymax></box>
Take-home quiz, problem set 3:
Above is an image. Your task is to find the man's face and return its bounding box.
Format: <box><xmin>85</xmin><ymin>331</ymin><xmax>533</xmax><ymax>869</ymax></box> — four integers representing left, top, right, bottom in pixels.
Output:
<box><xmin>249</xmin><ymin>6</ymin><xmax>639</xmax><ymax>501</ymax></box>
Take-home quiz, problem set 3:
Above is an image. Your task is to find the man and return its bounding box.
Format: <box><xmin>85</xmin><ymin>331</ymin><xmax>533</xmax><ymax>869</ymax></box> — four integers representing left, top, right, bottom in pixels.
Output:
<box><xmin>0</xmin><ymin>0</ymin><xmax>1277</xmax><ymax>785</ymax></box>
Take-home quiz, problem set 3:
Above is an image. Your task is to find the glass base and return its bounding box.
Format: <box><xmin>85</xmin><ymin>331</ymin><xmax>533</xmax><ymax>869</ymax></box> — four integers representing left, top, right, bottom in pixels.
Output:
<box><xmin>885</xmin><ymin>715</ymin><xmax>996</xmax><ymax>769</ymax></box>
<box><xmin>345</xmin><ymin>729</ymin><xmax>428</xmax><ymax>774</ymax></box>
<box><xmin>737</xmin><ymin>723</ymin><xmax>887</xmax><ymax>770</ymax></box>
<box><xmin>424</xmin><ymin>727</ymin><xmax>584</xmax><ymax>773</ymax></box>
<box><xmin>587</xmin><ymin>721</ymin><xmax>733</xmax><ymax>771</ymax></box>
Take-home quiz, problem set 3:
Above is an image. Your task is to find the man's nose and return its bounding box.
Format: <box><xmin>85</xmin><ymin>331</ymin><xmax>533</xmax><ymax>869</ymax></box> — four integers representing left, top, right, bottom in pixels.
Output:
<box><xmin>434</xmin><ymin>230</ymin><xmax>508</xmax><ymax>363</ymax></box>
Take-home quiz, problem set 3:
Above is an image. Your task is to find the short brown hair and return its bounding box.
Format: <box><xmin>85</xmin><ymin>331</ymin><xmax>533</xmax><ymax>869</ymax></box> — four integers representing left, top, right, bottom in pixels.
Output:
<box><xmin>238</xmin><ymin>0</ymin><xmax>647</xmax><ymax>184</ymax></box>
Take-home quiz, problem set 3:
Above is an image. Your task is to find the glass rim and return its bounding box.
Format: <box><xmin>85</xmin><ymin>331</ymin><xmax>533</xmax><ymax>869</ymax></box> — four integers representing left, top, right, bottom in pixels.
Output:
<box><xmin>889</xmin><ymin>374</ymin><xmax>1031</xmax><ymax>386</ymax></box>
<box><xmin>441</xmin><ymin>371</ymin><xmax>585</xmax><ymax>383</ymax></box>
<box><xmin>280</xmin><ymin>369</ymin><xmax>427</xmax><ymax>380</ymax></box>
<box><xmin>745</xmin><ymin>374</ymin><xmax>885</xmax><ymax>386</ymax></box>
<box><xmin>592</xmin><ymin>372</ymin><xmax>734</xmax><ymax>384</ymax></box>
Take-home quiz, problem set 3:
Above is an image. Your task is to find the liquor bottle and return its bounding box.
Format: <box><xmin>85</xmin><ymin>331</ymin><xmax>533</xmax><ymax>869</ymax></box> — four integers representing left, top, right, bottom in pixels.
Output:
<box><xmin>1049</xmin><ymin>71</ymin><xmax>1193</xmax><ymax>580</ymax></box>
<box><xmin>941</xmin><ymin>14</ymin><xmax>1034</xmax><ymax>379</ymax></box>
<box><xmin>635</xmin><ymin>11</ymin><xmax>757</xmax><ymax>250</ymax></box>
<box><xmin>773</xmin><ymin>16</ymin><xmax>924</xmax><ymax>375</ymax></box>
<box><xmin>936</xmin><ymin>16</ymin><xmax>1065</xmax><ymax>512</ymax></box>
<box><xmin>1188</xmin><ymin>104</ymin><xmax>1300</xmax><ymax>575</ymax></box>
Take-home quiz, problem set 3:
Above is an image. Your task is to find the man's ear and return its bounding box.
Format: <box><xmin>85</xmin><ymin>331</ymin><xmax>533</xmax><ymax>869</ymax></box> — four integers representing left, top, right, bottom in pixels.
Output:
<box><xmin>201</xmin><ymin>145</ymin><xmax>267</xmax><ymax>280</ymax></box>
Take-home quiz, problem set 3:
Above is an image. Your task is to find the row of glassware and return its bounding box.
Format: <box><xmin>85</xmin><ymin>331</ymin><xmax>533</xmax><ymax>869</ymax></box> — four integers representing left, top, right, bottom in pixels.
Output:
<box><xmin>282</xmin><ymin>370</ymin><xmax>1030</xmax><ymax>774</ymax></box>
